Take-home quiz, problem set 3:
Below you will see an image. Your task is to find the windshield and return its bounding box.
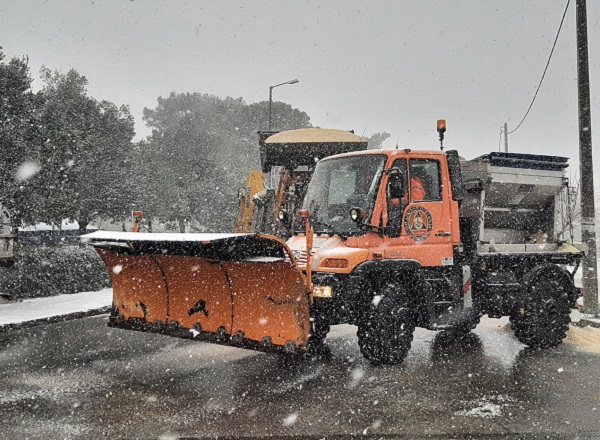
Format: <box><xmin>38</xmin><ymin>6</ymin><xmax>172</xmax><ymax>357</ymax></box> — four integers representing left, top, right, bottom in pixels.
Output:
<box><xmin>302</xmin><ymin>154</ymin><xmax>385</xmax><ymax>234</ymax></box>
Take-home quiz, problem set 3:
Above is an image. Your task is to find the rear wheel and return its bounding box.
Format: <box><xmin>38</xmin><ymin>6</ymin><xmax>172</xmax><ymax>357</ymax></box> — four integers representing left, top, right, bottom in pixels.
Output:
<box><xmin>357</xmin><ymin>285</ymin><xmax>415</xmax><ymax>365</ymax></box>
<box><xmin>510</xmin><ymin>264</ymin><xmax>573</xmax><ymax>349</ymax></box>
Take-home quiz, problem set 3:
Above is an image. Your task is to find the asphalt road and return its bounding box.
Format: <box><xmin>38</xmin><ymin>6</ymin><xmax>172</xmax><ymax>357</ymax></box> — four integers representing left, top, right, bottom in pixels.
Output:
<box><xmin>0</xmin><ymin>315</ymin><xmax>599</xmax><ymax>439</ymax></box>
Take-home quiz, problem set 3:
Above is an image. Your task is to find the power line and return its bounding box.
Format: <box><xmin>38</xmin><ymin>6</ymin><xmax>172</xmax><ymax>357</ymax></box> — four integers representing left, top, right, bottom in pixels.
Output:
<box><xmin>508</xmin><ymin>0</ymin><xmax>571</xmax><ymax>135</ymax></box>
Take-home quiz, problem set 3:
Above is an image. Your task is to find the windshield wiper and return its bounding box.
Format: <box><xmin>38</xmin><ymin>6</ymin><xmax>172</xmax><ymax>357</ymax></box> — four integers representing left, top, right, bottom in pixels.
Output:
<box><xmin>355</xmin><ymin>220</ymin><xmax>385</xmax><ymax>236</ymax></box>
<box><xmin>309</xmin><ymin>219</ymin><xmax>346</xmax><ymax>239</ymax></box>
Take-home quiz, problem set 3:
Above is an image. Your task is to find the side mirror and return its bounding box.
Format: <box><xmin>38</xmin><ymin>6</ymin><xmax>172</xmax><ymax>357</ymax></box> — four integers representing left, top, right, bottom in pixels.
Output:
<box><xmin>386</xmin><ymin>167</ymin><xmax>400</xmax><ymax>179</ymax></box>
<box><xmin>386</xmin><ymin>167</ymin><xmax>404</xmax><ymax>200</ymax></box>
<box><xmin>446</xmin><ymin>150</ymin><xmax>463</xmax><ymax>201</ymax></box>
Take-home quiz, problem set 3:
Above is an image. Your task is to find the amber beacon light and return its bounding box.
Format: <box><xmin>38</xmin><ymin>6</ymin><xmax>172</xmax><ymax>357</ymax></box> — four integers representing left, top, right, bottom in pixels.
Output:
<box><xmin>437</xmin><ymin>119</ymin><xmax>446</xmax><ymax>151</ymax></box>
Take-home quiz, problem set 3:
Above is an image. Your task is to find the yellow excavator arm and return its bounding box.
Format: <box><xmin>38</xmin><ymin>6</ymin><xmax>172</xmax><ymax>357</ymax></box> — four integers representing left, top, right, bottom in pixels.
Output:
<box><xmin>234</xmin><ymin>170</ymin><xmax>265</xmax><ymax>233</ymax></box>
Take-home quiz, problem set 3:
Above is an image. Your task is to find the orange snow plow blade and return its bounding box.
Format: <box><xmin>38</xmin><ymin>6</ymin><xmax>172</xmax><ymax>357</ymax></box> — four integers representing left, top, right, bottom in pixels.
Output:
<box><xmin>83</xmin><ymin>231</ymin><xmax>311</xmax><ymax>353</ymax></box>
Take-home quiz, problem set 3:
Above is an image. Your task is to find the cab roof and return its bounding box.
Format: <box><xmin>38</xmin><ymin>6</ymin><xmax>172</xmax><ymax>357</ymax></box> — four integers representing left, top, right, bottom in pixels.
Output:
<box><xmin>321</xmin><ymin>148</ymin><xmax>447</xmax><ymax>162</ymax></box>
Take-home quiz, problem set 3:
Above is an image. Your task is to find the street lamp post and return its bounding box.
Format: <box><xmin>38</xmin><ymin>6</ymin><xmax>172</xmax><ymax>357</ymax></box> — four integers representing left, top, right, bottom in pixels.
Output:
<box><xmin>268</xmin><ymin>79</ymin><xmax>299</xmax><ymax>131</ymax></box>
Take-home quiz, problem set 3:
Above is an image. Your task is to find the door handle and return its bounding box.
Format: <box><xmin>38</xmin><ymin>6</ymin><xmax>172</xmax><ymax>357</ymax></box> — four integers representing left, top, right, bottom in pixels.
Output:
<box><xmin>435</xmin><ymin>231</ymin><xmax>452</xmax><ymax>237</ymax></box>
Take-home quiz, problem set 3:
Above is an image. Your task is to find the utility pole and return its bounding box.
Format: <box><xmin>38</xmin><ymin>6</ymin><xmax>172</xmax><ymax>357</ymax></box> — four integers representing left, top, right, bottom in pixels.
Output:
<box><xmin>576</xmin><ymin>0</ymin><xmax>599</xmax><ymax>316</ymax></box>
<box><xmin>504</xmin><ymin>123</ymin><xmax>509</xmax><ymax>153</ymax></box>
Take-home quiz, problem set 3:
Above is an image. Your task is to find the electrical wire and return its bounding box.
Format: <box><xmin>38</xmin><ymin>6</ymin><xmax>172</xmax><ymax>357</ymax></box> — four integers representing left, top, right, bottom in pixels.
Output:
<box><xmin>508</xmin><ymin>0</ymin><xmax>571</xmax><ymax>135</ymax></box>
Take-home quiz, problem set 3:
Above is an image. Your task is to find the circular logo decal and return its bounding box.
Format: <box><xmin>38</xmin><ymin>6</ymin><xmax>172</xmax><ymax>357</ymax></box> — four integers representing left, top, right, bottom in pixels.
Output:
<box><xmin>404</xmin><ymin>206</ymin><xmax>433</xmax><ymax>241</ymax></box>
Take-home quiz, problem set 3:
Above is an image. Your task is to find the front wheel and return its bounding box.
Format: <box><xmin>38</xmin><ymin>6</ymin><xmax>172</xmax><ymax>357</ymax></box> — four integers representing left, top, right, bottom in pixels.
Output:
<box><xmin>357</xmin><ymin>293</ymin><xmax>415</xmax><ymax>365</ymax></box>
<box><xmin>510</xmin><ymin>264</ymin><xmax>573</xmax><ymax>349</ymax></box>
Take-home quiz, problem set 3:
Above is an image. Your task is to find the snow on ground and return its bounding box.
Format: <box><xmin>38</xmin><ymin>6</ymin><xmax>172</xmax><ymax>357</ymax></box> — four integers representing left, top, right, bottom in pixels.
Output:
<box><xmin>81</xmin><ymin>231</ymin><xmax>250</xmax><ymax>242</ymax></box>
<box><xmin>564</xmin><ymin>325</ymin><xmax>600</xmax><ymax>354</ymax></box>
<box><xmin>0</xmin><ymin>288</ymin><xmax>112</xmax><ymax>327</ymax></box>
<box><xmin>455</xmin><ymin>395</ymin><xmax>516</xmax><ymax>419</ymax></box>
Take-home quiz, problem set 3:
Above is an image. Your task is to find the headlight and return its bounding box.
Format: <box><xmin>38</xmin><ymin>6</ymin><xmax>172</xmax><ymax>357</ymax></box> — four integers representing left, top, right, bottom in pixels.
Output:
<box><xmin>312</xmin><ymin>285</ymin><xmax>332</xmax><ymax>298</ymax></box>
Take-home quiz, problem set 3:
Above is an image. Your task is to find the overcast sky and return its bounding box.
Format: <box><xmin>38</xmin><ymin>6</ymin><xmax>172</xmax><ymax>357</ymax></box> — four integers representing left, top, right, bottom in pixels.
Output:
<box><xmin>2</xmin><ymin>0</ymin><xmax>599</xmax><ymax>177</ymax></box>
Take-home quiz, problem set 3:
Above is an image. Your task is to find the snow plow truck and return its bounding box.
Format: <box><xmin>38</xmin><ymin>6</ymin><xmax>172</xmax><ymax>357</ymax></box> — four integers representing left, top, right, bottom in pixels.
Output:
<box><xmin>84</xmin><ymin>122</ymin><xmax>583</xmax><ymax>365</ymax></box>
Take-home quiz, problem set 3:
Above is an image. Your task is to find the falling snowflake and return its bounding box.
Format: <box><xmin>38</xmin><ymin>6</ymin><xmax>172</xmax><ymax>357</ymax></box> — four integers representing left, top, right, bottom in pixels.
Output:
<box><xmin>283</xmin><ymin>412</ymin><xmax>298</xmax><ymax>426</ymax></box>
<box><xmin>15</xmin><ymin>161</ymin><xmax>41</xmax><ymax>182</ymax></box>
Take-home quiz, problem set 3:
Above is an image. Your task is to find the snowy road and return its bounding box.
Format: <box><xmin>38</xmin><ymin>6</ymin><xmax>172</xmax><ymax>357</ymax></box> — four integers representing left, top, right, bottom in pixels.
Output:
<box><xmin>0</xmin><ymin>289</ymin><xmax>112</xmax><ymax>328</ymax></box>
<box><xmin>0</xmin><ymin>315</ymin><xmax>599</xmax><ymax>439</ymax></box>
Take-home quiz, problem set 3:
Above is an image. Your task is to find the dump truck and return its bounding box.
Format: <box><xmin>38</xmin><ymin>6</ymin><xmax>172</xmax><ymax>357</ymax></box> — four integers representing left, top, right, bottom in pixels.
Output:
<box><xmin>84</xmin><ymin>124</ymin><xmax>583</xmax><ymax>365</ymax></box>
<box><xmin>235</xmin><ymin>128</ymin><xmax>368</xmax><ymax>237</ymax></box>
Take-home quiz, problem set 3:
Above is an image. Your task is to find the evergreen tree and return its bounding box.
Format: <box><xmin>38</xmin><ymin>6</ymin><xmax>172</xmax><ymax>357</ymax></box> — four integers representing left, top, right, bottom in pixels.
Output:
<box><xmin>0</xmin><ymin>49</ymin><xmax>42</xmax><ymax>223</ymax></box>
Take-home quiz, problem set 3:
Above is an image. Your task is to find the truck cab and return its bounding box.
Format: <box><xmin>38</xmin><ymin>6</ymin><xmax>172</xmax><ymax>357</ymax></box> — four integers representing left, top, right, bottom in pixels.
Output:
<box><xmin>287</xmin><ymin>148</ymin><xmax>461</xmax><ymax>271</ymax></box>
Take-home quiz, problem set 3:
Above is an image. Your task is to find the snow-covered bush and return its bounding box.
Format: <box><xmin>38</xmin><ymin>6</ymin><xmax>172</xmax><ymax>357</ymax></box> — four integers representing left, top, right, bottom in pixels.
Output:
<box><xmin>0</xmin><ymin>246</ymin><xmax>110</xmax><ymax>299</ymax></box>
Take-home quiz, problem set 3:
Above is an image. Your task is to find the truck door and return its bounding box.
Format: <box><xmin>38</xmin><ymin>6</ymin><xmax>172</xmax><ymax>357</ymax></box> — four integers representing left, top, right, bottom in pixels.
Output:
<box><xmin>385</xmin><ymin>157</ymin><xmax>456</xmax><ymax>267</ymax></box>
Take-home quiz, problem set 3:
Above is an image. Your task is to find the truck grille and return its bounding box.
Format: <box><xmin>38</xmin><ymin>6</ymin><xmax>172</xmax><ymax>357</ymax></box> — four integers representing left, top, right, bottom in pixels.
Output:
<box><xmin>293</xmin><ymin>249</ymin><xmax>317</xmax><ymax>267</ymax></box>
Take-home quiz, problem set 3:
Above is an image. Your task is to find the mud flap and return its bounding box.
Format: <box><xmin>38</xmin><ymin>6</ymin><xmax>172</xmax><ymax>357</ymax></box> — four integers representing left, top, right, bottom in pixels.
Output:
<box><xmin>88</xmin><ymin>232</ymin><xmax>311</xmax><ymax>352</ymax></box>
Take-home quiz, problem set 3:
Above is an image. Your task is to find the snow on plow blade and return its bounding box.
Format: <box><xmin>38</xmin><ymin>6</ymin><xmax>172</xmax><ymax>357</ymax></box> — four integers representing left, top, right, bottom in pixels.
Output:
<box><xmin>82</xmin><ymin>231</ymin><xmax>311</xmax><ymax>353</ymax></box>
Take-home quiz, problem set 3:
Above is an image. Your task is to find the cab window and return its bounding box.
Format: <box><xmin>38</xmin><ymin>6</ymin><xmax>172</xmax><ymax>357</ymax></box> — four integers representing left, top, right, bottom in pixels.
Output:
<box><xmin>409</xmin><ymin>159</ymin><xmax>441</xmax><ymax>202</ymax></box>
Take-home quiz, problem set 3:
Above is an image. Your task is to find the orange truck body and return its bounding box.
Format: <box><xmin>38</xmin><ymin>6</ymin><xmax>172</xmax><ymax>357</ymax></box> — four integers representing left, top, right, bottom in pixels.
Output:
<box><xmin>287</xmin><ymin>149</ymin><xmax>461</xmax><ymax>274</ymax></box>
